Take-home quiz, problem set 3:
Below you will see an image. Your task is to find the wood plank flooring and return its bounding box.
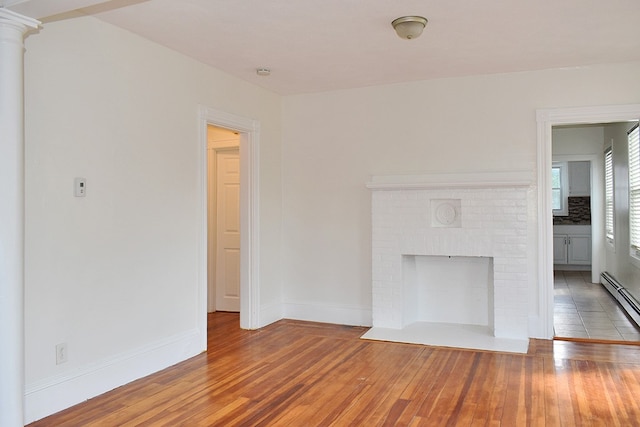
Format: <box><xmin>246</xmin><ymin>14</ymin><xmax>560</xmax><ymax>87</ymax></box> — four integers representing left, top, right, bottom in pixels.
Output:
<box><xmin>29</xmin><ymin>312</ymin><xmax>640</xmax><ymax>426</ymax></box>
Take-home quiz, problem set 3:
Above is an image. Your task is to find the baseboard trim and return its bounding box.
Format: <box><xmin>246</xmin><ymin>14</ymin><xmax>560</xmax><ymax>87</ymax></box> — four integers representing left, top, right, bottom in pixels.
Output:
<box><xmin>25</xmin><ymin>328</ymin><xmax>204</xmax><ymax>424</ymax></box>
<box><xmin>554</xmin><ymin>264</ymin><xmax>591</xmax><ymax>271</ymax></box>
<box><xmin>283</xmin><ymin>302</ymin><xmax>372</xmax><ymax>327</ymax></box>
<box><xmin>259</xmin><ymin>301</ymin><xmax>283</xmax><ymax>328</ymax></box>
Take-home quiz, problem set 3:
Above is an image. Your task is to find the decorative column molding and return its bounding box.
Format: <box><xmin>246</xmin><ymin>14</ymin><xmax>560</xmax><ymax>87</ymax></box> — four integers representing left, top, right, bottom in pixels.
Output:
<box><xmin>0</xmin><ymin>8</ymin><xmax>40</xmax><ymax>427</ymax></box>
<box><xmin>0</xmin><ymin>7</ymin><xmax>40</xmax><ymax>28</ymax></box>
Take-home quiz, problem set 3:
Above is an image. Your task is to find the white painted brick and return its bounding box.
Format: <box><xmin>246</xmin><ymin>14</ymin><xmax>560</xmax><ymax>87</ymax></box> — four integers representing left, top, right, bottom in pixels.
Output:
<box><xmin>371</xmin><ymin>184</ymin><xmax>530</xmax><ymax>339</ymax></box>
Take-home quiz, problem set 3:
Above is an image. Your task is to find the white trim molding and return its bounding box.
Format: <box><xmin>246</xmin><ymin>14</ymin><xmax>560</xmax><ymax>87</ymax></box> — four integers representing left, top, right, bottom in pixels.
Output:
<box><xmin>0</xmin><ymin>9</ymin><xmax>39</xmax><ymax>427</ymax></box>
<box><xmin>284</xmin><ymin>302</ymin><xmax>372</xmax><ymax>327</ymax></box>
<box><xmin>367</xmin><ymin>171</ymin><xmax>533</xmax><ymax>190</ymax></box>
<box><xmin>24</xmin><ymin>329</ymin><xmax>202</xmax><ymax>424</ymax></box>
<box><xmin>198</xmin><ymin>106</ymin><xmax>261</xmax><ymax>331</ymax></box>
<box><xmin>4</xmin><ymin>0</ymin><xmax>104</xmax><ymax>21</ymax></box>
<box><xmin>259</xmin><ymin>301</ymin><xmax>284</xmax><ymax>327</ymax></box>
<box><xmin>0</xmin><ymin>8</ymin><xmax>40</xmax><ymax>28</ymax></box>
<box><xmin>536</xmin><ymin>103</ymin><xmax>640</xmax><ymax>339</ymax></box>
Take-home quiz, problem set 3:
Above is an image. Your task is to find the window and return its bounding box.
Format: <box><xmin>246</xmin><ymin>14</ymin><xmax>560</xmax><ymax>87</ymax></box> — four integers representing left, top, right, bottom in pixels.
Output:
<box><xmin>605</xmin><ymin>148</ymin><xmax>614</xmax><ymax>243</ymax></box>
<box><xmin>552</xmin><ymin>161</ymin><xmax>568</xmax><ymax>216</ymax></box>
<box><xmin>629</xmin><ymin>124</ymin><xmax>640</xmax><ymax>254</ymax></box>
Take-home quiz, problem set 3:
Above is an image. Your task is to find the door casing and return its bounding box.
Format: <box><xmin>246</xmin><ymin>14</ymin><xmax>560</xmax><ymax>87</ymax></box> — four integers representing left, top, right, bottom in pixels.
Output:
<box><xmin>198</xmin><ymin>106</ymin><xmax>260</xmax><ymax>341</ymax></box>
<box><xmin>536</xmin><ymin>103</ymin><xmax>640</xmax><ymax>339</ymax></box>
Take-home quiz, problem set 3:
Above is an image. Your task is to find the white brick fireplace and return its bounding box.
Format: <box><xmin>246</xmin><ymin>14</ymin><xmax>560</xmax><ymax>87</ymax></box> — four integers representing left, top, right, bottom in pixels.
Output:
<box><xmin>362</xmin><ymin>172</ymin><xmax>532</xmax><ymax>353</ymax></box>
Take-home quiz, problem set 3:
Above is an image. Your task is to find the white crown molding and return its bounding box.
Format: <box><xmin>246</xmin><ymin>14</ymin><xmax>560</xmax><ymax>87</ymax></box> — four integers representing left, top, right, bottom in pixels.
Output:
<box><xmin>0</xmin><ymin>7</ymin><xmax>40</xmax><ymax>28</ymax></box>
<box><xmin>4</xmin><ymin>0</ymin><xmax>102</xmax><ymax>20</ymax></box>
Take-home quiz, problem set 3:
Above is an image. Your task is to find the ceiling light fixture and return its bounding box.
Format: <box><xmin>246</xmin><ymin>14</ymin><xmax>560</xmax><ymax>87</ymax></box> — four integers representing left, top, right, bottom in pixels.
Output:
<box><xmin>256</xmin><ymin>68</ymin><xmax>271</xmax><ymax>76</ymax></box>
<box><xmin>391</xmin><ymin>16</ymin><xmax>428</xmax><ymax>40</ymax></box>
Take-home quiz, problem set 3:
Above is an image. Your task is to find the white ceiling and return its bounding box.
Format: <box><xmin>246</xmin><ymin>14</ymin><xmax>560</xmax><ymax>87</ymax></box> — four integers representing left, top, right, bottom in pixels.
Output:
<box><xmin>31</xmin><ymin>0</ymin><xmax>640</xmax><ymax>95</ymax></box>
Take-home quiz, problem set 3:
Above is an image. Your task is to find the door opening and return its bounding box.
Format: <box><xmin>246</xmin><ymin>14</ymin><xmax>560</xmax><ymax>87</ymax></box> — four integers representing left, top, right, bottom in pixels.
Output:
<box><xmin>198</xmin><ymin>105</ymin><xmax>260</xmax><ymax>334</ymax></box>
<box><xmin>537</xmin><ymin>104</ymin><xmax>640</xmax><ymax>340</ymax></box>
<box><xmin>207</xmin><ymin>125</ymin><xmax>240</xmax><ymax>312</ymax></box>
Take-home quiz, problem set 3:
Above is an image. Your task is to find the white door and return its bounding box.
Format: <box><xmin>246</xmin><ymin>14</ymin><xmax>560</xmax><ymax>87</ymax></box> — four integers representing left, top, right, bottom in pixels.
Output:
<box><xmin>215</xmin><ymin>149</ymin><xmax>241</xmax><ymax>312</ymax></box>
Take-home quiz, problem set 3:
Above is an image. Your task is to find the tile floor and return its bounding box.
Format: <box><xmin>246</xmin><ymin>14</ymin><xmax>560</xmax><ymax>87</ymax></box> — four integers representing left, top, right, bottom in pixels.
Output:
<box><xmin>554</xmin><ymin>270</ymin><xmax>640</xmax><ymax>341</ymax></box>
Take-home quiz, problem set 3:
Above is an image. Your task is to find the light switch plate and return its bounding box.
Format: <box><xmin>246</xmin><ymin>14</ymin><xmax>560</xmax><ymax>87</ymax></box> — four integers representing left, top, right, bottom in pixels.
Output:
<box><xmin>74</xmin><ymin>178</ymin><xmax>86</xmax><ymax>197</ymax></box>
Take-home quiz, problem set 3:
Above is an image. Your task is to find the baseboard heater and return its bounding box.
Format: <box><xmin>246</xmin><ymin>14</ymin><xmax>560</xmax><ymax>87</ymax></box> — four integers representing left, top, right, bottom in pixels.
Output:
<box><xmin>601</xmin><ymin>271</ymin><xmax>640</xmax><ymax>328</ymax></box>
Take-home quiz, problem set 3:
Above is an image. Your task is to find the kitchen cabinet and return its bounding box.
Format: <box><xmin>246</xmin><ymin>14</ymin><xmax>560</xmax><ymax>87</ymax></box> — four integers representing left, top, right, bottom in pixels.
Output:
<box><xmin>569</xmin><ymin>161</ymin><xmax>590</xmax><ymax>196</ymax></box>
<box><xmin>554</xmin><ymin>234</ymin><xmax>591</xmax><ymax>265</ymax></box>
<box><xmin>553</xmin><ymin>225</ymin><xmax>591</xmax><ymax>266</ymax></box>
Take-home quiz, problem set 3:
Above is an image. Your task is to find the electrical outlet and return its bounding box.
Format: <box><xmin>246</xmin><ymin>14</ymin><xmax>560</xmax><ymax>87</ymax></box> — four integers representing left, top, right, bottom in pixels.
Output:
<box><xmin>56</xmin><ymin>343</ymin><xmax>68</xmax><ymax>365</ymax></box>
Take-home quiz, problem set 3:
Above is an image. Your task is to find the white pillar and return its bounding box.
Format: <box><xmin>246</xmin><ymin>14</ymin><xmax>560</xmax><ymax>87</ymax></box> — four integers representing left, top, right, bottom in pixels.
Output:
<box><xmin>0</xmin><ymin>8</ymin><xmax>39</xmax><ymax>427</ymax></box>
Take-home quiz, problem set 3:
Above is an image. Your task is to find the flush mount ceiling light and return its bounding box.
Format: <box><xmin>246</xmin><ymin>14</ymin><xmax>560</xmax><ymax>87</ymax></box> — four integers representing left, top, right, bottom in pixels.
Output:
<box><xmin>256</xmin><ymin>67</ymin><xmax>271</xmax><ymax>76</ymax></box>
<box><xmin>391</xmin><ymin>16</ymin><xmax>428</xmax><ymax>40</ymax></box>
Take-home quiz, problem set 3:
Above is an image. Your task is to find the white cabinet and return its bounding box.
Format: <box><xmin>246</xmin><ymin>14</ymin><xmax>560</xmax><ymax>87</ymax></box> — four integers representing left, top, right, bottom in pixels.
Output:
<box><xmin>554</xmin><ymin>234</ymin><xmax>591</xmax><ymax>265</ymax></box>
<box><xmin>569</xmin><ymin>161</ymin><xmax>590</xmax><ymax>196</ymax></box>
<box><xmin>568</xmin><ymin>235</ymin><xmax>591</xmax><ymax>264</ymax></box>
<box><xmin>553</xmin><ymin>225</ymin><xmax>591</xmax><ymax>266</ymax></box>
<box><xmin>553</xmin><ymin>235</ymin><xmax>569</xmax><ymax>264</ymax></box>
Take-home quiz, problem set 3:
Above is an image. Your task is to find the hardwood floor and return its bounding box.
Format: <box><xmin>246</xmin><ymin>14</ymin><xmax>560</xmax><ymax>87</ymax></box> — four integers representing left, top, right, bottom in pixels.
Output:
<box><xmin>29</xmin><ymin>312</ymin><xmax>640</xmax><ymax>426</ymax></box>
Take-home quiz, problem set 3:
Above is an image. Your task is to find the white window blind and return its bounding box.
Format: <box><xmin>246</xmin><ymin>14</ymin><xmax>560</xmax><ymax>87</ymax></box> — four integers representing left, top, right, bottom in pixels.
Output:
<box><xmin>605</xmin><ymin>148</ymin><xmax>614</xmax><ymax>242</ymax></box>
<box><xmin>629</xmin><ymin>125</ymin><xmax>640</xmax><ymax>251</ymax></box>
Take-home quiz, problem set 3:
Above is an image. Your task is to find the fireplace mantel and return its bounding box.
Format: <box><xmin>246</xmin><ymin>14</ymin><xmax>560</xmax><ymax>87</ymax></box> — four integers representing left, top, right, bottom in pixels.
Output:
<box><xmin>366</xmin><ymin>171</ymin><xmax>532</xmax><ymax>190</ymax></box>
<box><xmin>363</xmin><ymin>173</ymin><xmax>532</xmax><ymax>353</ymax></box>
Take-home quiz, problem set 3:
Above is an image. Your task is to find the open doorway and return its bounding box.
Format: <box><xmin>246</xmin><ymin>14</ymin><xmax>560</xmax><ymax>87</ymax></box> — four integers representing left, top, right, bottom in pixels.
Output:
<box><xmin>551</xmin><ymin>128</ymin><xmax>636</xmax><ymax>341</ymax></box>
<box><xmin>207</xmin><ymin>125</ymin><xmax>240</xmax><ymax>313</ymax></box>
<box><xmin>538</xmin><ymin>105</ymin><xmax>640</xmax><ymax>342</ymax></box>
<box><xmin>198</xmin><ymin>106</ymin><xmax>260</xmax><ymax>333</ymax></box>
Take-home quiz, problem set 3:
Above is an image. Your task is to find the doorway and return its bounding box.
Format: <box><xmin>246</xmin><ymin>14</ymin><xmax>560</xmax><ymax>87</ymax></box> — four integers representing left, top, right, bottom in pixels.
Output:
<box><xmin>538</xmin><ymin>104</ymin><xmax>640</xmax><ymax>340</ymax></box>
<box><xmin>207</xmin><ymin>125</ymin><xmax>240</xmax><ymax>313</ymax></box>
<box><xmin>551</xmin><ymin>127</ymin><xmax>632</xmax><ymax>341</ymax></box>
<box><xmin>198</xmin><ymin>106</ymin><xmax>260</xmax><ymax>333</ymax></box>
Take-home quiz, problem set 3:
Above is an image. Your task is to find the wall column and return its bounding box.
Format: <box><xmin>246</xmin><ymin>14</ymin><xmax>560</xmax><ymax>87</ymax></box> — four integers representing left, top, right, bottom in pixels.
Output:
<box><xmin>0</xmin><ymin>8</ymin><xmax>39</xmax><ymax>427</ymax></box>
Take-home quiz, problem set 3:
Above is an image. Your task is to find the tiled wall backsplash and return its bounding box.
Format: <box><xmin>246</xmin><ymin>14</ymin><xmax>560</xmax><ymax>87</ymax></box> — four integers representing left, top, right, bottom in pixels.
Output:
<box><xmin>553</xmin><ymin>196</ymin><xmax>591</xmax><ymax>225</ymax></box>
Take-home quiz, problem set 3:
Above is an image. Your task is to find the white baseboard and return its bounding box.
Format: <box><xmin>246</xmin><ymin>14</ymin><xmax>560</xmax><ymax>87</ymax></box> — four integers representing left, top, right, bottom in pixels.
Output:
<box><xmin>554</xmin><ymin>264</ymin><xmax>591</xmax><ymax>271</ymax></box>
<box><xmin>259</xmin><ymin>301</ymin><xmax>284</xmax><ymax>328</ymax></box>
<box><xmin>24</xmin><ymin>328</ymin><xmax>205</xmax><ymax>424</ymax></box>
<box><xmin>283</xmin><ymin>302</ymin><xmax>372</xmax><ymax>327</ymax></box>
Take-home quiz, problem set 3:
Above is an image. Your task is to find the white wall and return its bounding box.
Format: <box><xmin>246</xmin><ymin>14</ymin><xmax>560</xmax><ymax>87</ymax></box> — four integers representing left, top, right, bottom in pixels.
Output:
<box><xmin>21</xmin><ymin>11</ymin><xmax>640</xmax><ymax>421</ymax></box>
<box><xmin>552</xmin><ymin>126</ymin><xmax>604</xmax><ymax>156</ymax></box>
<box><xmin>281</xmin><ymin>61</ymin><xmax>640</xmax><ymax>328</ymax></box>
<box><xmin>23</xmin><ymin>15</ymin><xmax>282</xmax><ymax>422</ymax></box>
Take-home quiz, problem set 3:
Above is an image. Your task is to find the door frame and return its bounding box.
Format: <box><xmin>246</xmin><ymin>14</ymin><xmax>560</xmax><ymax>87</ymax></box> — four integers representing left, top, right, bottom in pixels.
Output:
<box><xmin>198</xmin><ymin>106</ymin><xmax>260</xmax><ymax>337</ymax></box>
<box><xmin>536</xmin><ymin>103</ymin><xmax>640</xmax><ymax>339</ymax></box>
